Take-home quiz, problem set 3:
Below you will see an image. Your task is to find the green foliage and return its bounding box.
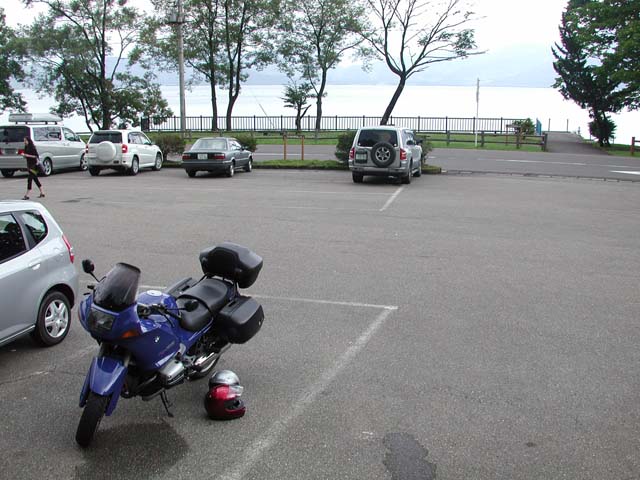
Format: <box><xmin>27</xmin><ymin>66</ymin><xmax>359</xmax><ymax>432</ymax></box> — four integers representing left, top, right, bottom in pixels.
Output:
<box><xmin>282</xmin><ymin>81</ymin><xmax>313</xmax><ymax>133</ymax></box>
<box><xmin>24</xmin><ymin>0</ymin><xmax>172</xmax><ymax>130</ymax></box>
<box><xmin>512</xmin><ymin>118</ymin><xmax>535</xmax><ymax>135</ymax></box>
<box><xmin>278</xmin><ymin>0</ymin><xmax>368</xmax><ymax>130</ymax></box>
<box><xmin>149</xmin><ymin>134</ymin><xmax>185</xmax><ymax>156</ymax></box>
<box><xmin>233</xmin><ymin>133</ymin><xmax>258</xmax><ymax>152</ymax></box>
<box><xmin>334</xmin><ymin>131</ymin><xmax>356</xmax><ymax>163</ymax></box>
<box><xmin>0</xmin><ymin>8</ymin><xmax>26</xmax><ymax>112</ymax></box>
<box><xmin>589</xmin><ymin>117</ymin><xmax>617</xmax><ymax>147</ymax></box>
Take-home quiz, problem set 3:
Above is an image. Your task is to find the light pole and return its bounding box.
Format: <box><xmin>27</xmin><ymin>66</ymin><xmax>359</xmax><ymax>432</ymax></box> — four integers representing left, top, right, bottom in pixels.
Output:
<box><xmin>168</xmin><ymin>0</ymin><xmax>186</xmax><ymax>136</ymax></box>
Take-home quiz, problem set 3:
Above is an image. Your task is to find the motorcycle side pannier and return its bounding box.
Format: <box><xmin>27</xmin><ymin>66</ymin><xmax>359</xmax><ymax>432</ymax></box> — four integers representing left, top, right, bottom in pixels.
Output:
<box><xmin>216</xmin><ymin>296</ymin><xmax>264</xmax><ymax>344</ymax></box>
<box><xmin>199</xmin><ymin>242</ymin><xmax>263</xmax><ymax>288</ymax></box>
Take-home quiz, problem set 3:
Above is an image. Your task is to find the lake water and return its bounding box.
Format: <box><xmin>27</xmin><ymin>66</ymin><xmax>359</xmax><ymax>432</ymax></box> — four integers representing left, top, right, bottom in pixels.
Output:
<box><xmin>2</xmin><ymin>84</ymin><xmax>638</xmax><ymax>143</ymax></box>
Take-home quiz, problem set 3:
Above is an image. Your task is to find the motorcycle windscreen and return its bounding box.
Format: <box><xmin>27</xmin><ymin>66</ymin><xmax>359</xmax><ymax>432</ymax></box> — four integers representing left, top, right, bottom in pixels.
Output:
<box><xmin>93</xmin><ymin>262</ymin><xmax>141</xmax><ymax>312</ymax></box>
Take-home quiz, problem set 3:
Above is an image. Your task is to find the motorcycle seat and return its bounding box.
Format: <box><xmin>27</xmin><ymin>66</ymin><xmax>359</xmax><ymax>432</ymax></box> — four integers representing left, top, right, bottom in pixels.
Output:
<box><xmin>177</xmin><ymin>279</ymin><xmax>230</xmax><ymax>332</ymax></box>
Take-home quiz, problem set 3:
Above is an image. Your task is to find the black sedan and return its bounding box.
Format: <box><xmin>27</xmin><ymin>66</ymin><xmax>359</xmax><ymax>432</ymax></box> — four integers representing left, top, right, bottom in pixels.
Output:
<box><xmin>181</xmin><ymin>137</ymin><xmax>253</xmax><ymax>178</ymax></box>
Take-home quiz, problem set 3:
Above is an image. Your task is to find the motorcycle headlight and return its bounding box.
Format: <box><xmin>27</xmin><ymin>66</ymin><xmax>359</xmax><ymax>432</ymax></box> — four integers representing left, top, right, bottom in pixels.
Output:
<box><xmin>88</xmin><ymin>308</ymin><xmax>115</xmax><ymax>333</ymax></box>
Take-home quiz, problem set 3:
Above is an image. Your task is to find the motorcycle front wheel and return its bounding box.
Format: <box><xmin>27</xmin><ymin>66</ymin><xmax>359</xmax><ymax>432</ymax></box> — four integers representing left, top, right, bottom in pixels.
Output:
<box><xmin>76</xmin><ymin>392</ymin><xmax>109</xmax><ymax>447</ymax></box>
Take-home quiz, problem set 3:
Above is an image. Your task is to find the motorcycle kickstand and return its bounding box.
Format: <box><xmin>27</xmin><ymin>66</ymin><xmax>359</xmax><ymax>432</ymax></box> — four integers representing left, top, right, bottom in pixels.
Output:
<box><xmin>160</xmin><ymin>391</ymin><xmax>174</xmax><ymax>418</ymax></box>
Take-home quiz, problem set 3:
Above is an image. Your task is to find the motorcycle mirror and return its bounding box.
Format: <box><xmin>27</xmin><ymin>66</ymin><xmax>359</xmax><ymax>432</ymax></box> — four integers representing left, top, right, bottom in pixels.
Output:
<box><xmin>185</xmin><ymin>299</ymin><xmax>199</xmax><ymax>312</ymax></box>
<box><xmin>82</xmin><ymin>259</ymin><xmax>95</xmax><ymax>274</ymax></box>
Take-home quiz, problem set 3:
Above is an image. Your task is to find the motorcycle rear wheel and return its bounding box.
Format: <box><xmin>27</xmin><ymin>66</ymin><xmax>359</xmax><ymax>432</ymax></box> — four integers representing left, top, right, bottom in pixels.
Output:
<box><xmin>76</xmin><ymin>392</ymin><xmax>109</xmax><ymax>447</ymax></box>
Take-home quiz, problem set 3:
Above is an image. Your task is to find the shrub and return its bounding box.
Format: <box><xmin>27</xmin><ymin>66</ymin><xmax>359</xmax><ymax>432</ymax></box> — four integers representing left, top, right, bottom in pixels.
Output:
<box><xmin>150</xmin><ymin>134</ymin><xmax>185</xmax><ymax>157</ymax></box>
<box><xmin>589</xmin><ymin>117</ymin><xmax>616</xmax><ymax>147</ymax></box>
<box><xmin>234</xmin><ymin>133</ymin><xmax>258</xmax><ymax>152</ymax></box>
<box><xmin>512</xmin><ymin>118</ymin><xmax>535</xmax><ymax>135</ymax></box>
<box><xmin>335</xmin><ymin>131</ymin><xmax>356</xmax><ymax>163</ymax></box>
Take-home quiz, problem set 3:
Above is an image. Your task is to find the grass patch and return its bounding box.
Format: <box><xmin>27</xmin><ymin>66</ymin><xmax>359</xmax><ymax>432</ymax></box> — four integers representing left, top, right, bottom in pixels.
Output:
<box><xmin>583</xmin><ymin>141</ymin><xmax>639</xmax><ymax>157</ymax></box>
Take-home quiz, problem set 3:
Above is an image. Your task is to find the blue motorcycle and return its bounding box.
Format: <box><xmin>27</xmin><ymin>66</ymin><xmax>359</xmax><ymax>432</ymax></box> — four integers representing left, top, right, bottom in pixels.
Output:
<box><xmin>75</xmin><ymin>242</ymin><xmax>264</xmax><ymax>447</ymax></box>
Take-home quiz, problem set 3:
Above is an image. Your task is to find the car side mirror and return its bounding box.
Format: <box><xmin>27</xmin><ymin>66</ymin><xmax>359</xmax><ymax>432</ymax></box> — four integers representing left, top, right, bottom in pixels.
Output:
<box><xmin>82</xmin><ymin>259</ymin><xmax>95</xmax><ymax>274</ymax></box>
<box><xmin>185</xmin><ymin>299</ymin><xmax>199</xmax><ymax>312</ymax></box>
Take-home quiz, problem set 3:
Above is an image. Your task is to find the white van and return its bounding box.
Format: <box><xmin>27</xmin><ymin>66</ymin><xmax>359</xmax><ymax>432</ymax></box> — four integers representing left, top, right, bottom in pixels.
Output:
<box><xmin>0</xmin><ymin>113</ymin><xmax>87</xmax><ymax>177</ymax></box>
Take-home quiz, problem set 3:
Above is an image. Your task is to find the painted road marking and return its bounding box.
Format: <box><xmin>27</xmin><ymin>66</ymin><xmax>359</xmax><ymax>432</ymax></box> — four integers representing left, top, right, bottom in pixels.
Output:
<box><xmin>380</xmin><ymin>186</ymin><xmax>405</xmax><ymax>212</ymax></box>
<box><xmin>219</xmin><ymin>303</ymin><xmax>397</xmax><ymax>480</ymax></box>
<box><xmin>611</xmin><ymin>170</ymin><xmax>640</xmax><ymax>176</ymax></box>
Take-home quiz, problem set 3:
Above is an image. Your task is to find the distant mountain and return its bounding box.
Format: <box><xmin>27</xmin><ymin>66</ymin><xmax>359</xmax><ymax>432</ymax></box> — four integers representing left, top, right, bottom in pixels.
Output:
<box><xmin>95</xmin><ymin>44</ymin><xmax>558</xmax><ymax>89</ymax></box>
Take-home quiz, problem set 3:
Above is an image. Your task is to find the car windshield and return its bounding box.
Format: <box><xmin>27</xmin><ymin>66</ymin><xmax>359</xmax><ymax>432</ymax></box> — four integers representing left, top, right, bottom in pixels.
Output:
<box><xmin>93</xmin><ymin>262</ymin><xmax>141</xmax><ymax>312</ymax></box>
<box><xmin>357</xmin><ymin>130</ymin><xmax>398</xmax><ymax>147</ymax></box>
<box><xmin>89</xmin><ymin>132</ymin><xmax>123</xmax><ymax>144</ymax></box>
<box><xmin>192</xmin><ymin>138</ymin><xmax>227</xmax><ymax>150</ymax></box>
<box><xmin>1</xmin><ymin>126</ymin><xmax>29</xmax><ymax>143</ymax></box>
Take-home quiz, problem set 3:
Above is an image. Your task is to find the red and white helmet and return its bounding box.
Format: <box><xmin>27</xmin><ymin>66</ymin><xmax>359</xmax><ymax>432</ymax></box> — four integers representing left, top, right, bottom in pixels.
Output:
<box><xmin>204</xmin><ymin>370</ymin><xmax>246</xmax><ymax>420</ymax></box>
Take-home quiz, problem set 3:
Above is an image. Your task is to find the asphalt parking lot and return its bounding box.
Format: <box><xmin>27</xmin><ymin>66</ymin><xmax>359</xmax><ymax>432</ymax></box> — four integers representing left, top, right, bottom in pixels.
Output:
<box><xmin>1</xmin><ymin>167</ymin><xmax>639</xmax><ymax>479</ymax></box>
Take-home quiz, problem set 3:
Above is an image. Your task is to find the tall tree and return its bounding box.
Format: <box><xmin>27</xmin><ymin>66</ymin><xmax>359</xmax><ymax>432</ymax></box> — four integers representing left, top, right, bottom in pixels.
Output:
<box><xmin>278</xmin><ymin>0</ymin><xmax>367</xmax><ymax>132</ymax></box>
<box><xmin>143</xmin><ymin>0</ymin><xmax>226</xmax><ymax>131</ymax></box>
<box><xmin>552</xmin><ymin>0</ymin><xmax>626</xmax><ymax>146</ymax></box>
<box><xmin>572</xmin><ymin>0</ymin><xmax>640</xmax><ymax>109</ymax></box>
<box><xmin>23</xmin><ymin>0</ymin><xmax>172</xmax><ymax>130</ymax></box>
<box><xmin>0</xmin><ymin>8</ymin><xmax>26</xmax><ymax>112</ymax></box>
<box><xmin>220</xmin><ymin>0</ymin><xmax>280</xmax><ymax>130</ymax></box>
<box><xmin>360</xmin><ymin>0</ymin><xmax>479</xmax><ymax>125</ymax></box>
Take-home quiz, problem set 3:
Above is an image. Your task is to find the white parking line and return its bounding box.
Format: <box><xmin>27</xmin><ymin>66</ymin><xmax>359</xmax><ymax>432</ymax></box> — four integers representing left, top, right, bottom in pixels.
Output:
<box><xmin>218</xmin><ymin>305</ymin><xmax>396</xmax><ymax>480</ymax></box>
<box><xmin>380</xmin><ymin>186</ymin><xmax>404</xmax><ymax>212</ymax></box>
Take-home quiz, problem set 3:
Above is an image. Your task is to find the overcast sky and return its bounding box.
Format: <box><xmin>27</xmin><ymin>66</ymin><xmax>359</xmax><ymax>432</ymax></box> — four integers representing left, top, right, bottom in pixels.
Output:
<box><xmin>5</xmin><ymin>0</ymin><xmax>568</xmax><ymax>52</ymax></box>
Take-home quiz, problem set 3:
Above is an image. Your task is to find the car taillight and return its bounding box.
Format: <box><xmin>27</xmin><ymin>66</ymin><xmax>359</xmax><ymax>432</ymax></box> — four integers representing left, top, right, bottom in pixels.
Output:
<box><xmin>122</xmin><ymin>144</ymin><xmax>128</xmax><ymax>154</ymax></box>
<box><xmin>182</xmin><ymin>153</ymin><xmax>190</xmax><ymax>160</ymax></box>
<box><xmin>349</xmin><ymin>147</ymin><xmax>355</xmax><ymax>159</ymax></box>
<box><xmin>213</xmin><ymin>153</ymin><xmax>225</xmax><ymax>160</ymax></box>
<box><xmin>18</xmin><ymin>148</ymin><xmax>25</xmax><ymax>155</ymax></box>
<box><xmin>85</xmin><ymin>144</ymin><xmax>88</xmax><ymax>154</ymax></box>
<box><xmin>400</xmin><ymin>148</ymin><xmax>407</xmax><ymax>160</ymax></box>
<box><xmin>62</xmin><ymin>234</ymin><xmax>75</xmax><ymax>263</ymax></box>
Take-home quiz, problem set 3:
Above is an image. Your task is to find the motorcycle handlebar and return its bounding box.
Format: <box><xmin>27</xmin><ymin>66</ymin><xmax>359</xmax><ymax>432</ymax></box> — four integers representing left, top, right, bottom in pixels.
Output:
<box><xmin>137</xmin><ymin>303</ymin><xmax>181</xmax><ymax>321</ymax></box>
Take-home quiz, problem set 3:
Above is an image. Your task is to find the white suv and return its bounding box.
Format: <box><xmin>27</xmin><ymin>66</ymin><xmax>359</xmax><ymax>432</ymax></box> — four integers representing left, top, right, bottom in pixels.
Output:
<box><xmin>85</xmin><ymin>129</ymin><xmax>163</xmax><ymax>176</ymax></box>
<box><xmin>349</xmin><ymin>126</ymin><xmax>424</xmax><ymax>184</ymax></box>
<box><xmin>0</xmin><ymin>113</ymin><xmax>87</xmax><ymax>177</ymax></box>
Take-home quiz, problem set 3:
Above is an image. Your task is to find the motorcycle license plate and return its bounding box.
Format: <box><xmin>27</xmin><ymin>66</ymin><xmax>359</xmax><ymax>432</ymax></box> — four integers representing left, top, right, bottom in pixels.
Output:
<box><xmin>197</xmin><ymin>153</ymin><xmax>208</xmax><ymax>160</ymax></box>
<box><xmin>355</xmin><ymin>152</ymin><xmax>367</xmax><ymax>163</ymax></box>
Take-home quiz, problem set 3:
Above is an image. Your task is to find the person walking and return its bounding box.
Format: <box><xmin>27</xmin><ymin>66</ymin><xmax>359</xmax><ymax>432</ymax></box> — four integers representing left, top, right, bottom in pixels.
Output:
<box><xmin>22</xmin><ymin>136</ymin><xmax>45</xmax><ymax>200</ymax></box>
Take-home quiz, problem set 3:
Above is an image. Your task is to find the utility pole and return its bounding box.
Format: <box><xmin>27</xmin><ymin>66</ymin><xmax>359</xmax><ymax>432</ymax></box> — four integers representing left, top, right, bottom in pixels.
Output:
<box><xmin>169</xmin><ymin>0</ymin><xmax>186</xmax><ymax>136</ymax></box>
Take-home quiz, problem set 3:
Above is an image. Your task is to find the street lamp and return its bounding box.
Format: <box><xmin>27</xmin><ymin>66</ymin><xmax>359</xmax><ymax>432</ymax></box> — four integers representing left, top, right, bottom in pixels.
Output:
<box><xmin>167</xmin><ymin>0</ymin><xmax>186</xmax><ymax>136</ymax></box>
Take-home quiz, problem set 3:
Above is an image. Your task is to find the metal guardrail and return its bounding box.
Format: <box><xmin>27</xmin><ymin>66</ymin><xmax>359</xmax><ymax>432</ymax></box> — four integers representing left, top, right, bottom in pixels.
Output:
<box><xmin>141</xmin><ymin>115</ymin><xmax>527</xmax><ymax>134</ymax></box>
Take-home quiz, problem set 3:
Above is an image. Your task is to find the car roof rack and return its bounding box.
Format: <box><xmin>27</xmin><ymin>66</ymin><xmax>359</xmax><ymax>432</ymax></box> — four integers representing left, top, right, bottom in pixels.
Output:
<box><xmin>8</xmin><ymin>113</ymin><xmax>62</xmax><ymax>124</ymax></box>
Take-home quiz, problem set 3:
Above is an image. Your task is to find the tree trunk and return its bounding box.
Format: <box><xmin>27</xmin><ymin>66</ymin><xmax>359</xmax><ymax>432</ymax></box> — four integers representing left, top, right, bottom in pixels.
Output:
<box><xmin>314</xmin><ymin>68</ymin><xmax>328</xmax><ymax>132</ymax></box>
<box><xmin>381</xmin><ymin>76</ymin><xmax>407</xmax><ymax>125</ymax></box>
<box><xmin>210</xmin><ymin>80</ymin><xmax>218</xmax><ymax>131</ymax></box>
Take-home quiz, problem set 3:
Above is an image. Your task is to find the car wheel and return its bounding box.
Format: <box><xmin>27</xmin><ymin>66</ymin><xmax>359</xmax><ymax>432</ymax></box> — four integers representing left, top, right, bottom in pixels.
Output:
<box><xmin>352</xmin><ymin>172</ymin><xmax>363</xmax><ymax>183</ymax></box>
<box><xmin>401</xmin><ymin>163</ymin><xmax>412</xmax><ymax>184</ymax></box>
<box><xmin>89</xmin><ymin>167</ymin><xmax>100</xmax><ymax>176</ymax></box>
<box><xmin>76</xmin><ymin>392</ymin><xmax>109</xmax><ymax>448</ymax></box>
<box><xmin>79</xmin><ymin>153</ymin><xmax>88</xmax><ymax>171</ymax></box>
<box><xmin>152</xmin><ymin>153</ymin><xmax>163</xmax><ymax>171</ymax></box>
<box><xmin>226</xmin><ymin>162</ymin><xmax>235</xmax><ymax>177</ymax></box>
<box><xmin>371</xmin><ymin>142</ymin><xmax>395</xmax><ymax>168</ymax></box>
<box><xmin>31</xmin><ymin>291</ymin><xmax>71</xmax><ymax>346</ymax></box>
<box><xmin>187</xmin><ymin>170</ymin><xmax>196</xmax><ymax>178</ymax></box>
<box><xmin>41</xmin><ymin>158</ymin><xmax>53</xmax><ymax>176</ymax></box>
<box><xmin>244</xmin><ymin>157</ymin><xmax>252</xmax><ymax>172</ymax></box>
<box><xmin>129</xmin><ymin>157</ymin><xmax>139</xmax><ymax>176</ymax></box>
<box><xmin>1</xmin><ymin>169</ymin><xmax>15</xmax><ymax>178</ymax></box>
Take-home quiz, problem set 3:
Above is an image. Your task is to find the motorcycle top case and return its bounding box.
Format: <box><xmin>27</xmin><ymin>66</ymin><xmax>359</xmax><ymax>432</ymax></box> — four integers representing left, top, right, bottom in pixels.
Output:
<box><xmin>216</xmin><ymin>295</ymin><xmax>264</xmax><ymax>344</ymax></box>
<box><xmin>199</xmin><ymin>242</ymin><xmax>263</xmax><ymax>288</ymax></box>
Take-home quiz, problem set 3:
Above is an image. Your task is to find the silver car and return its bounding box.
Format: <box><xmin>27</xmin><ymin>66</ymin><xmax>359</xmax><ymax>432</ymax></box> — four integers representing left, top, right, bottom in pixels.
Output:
<box><xmin>349</xmin><ymin>126</ymin><xmax>424</xmax><ymax>184</ymax></box>
<box><xmin>181</xmin><ymin>137</ymin><xmax>253</xmax><ymax>178</ymax></box>
<box><xmin>0</xmin><ymin>201</ymin><xmax>79</xmax><ymax>347</ymax></box>
<box><xmin>0</xmin><ymin>113</ymin><xmax>87</xmax><ymax>177</ymax></box>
